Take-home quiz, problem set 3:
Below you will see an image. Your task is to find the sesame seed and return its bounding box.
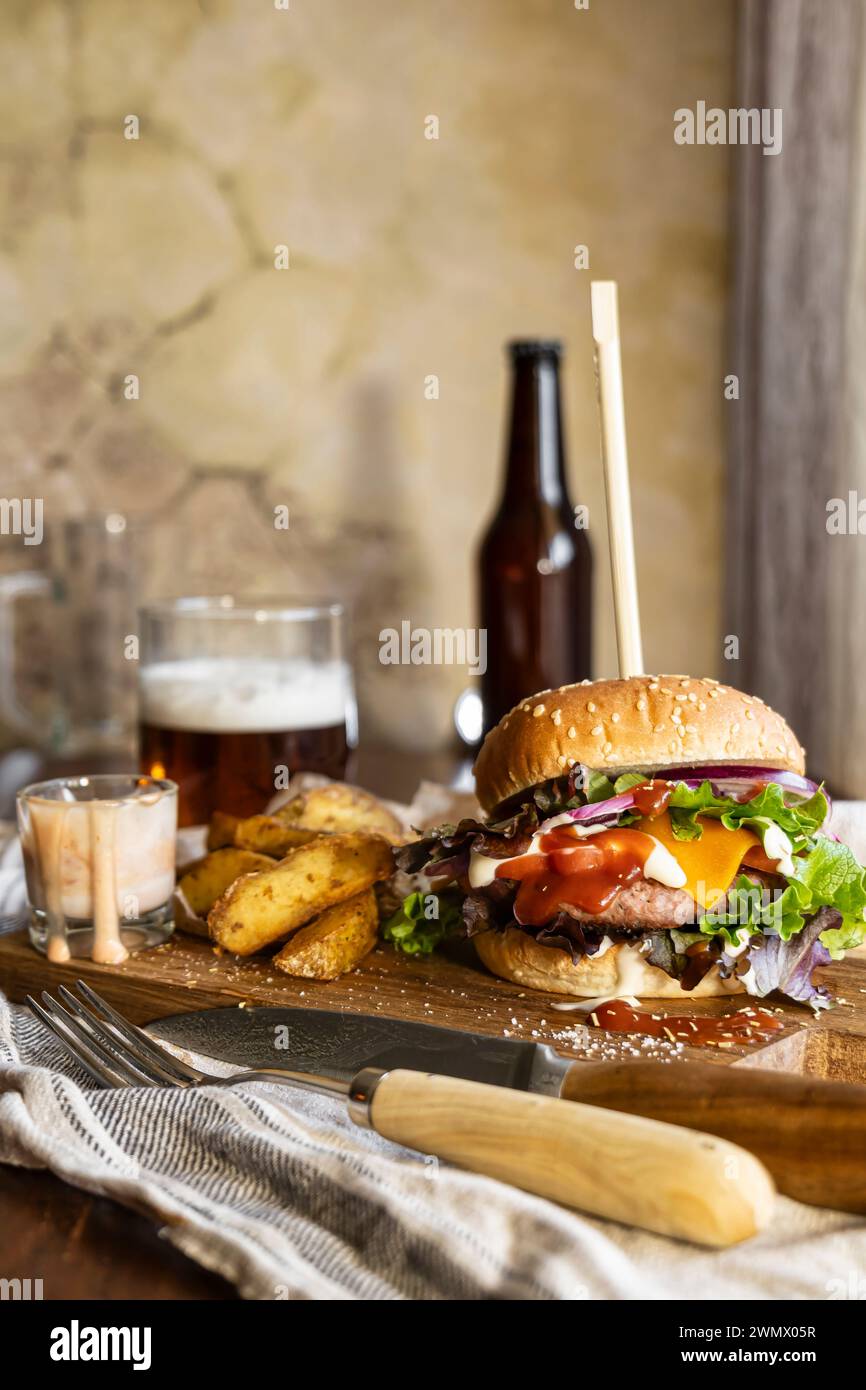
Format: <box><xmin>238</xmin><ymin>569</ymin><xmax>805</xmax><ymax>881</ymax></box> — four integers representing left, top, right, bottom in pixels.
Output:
<box><xmin>685</xmin><ymin>723</ymin><xmax>696</xmax><ymax>734</ymax></box>
<box><xmin>636</xmin><ymin>698</ymin><xmax>647</xmax><ymax>711</ymax></box>
<box><xmin>567</xmin><ymin>725</ymin><xmax>577</xmax><ymax>738</ymax></box>
<box><xmin>611</xmin><ymin>712</ymin><xmax>620</xmax><ymax>723</ymax></box>
<box><xmin>587</xmin><ymin>701</ymin><xmax>597</xmax><ymax>713</ymax></box>
<box><xmin>654</xmin><ymin>723</ymin><xmax>665</xmax><ymax>733</ymax></box>
<box><xmin>649</xmin><ymin>682</ymin><xmax>659</xmax><ymax>691</ymax></box>
<box><xmin>698</xmin><ymin>701</ymin><xmax>706</xmax><ymax>711</ymax></box>
<box><xmin>674</xmin><ymin>693</ymin><xmax>687</xmax><ymax>702</ymax></box>
<box><xmin>603</xmin><ymin>741</ymin><xmax>613</xmax><ymax>754</ymax></box>
<box><xmin>687</xmin><ymin>692</ymin><xmax>697</xmax><ymax>703</ymax></box>
<box><xmin>567</xmin><ymin>757</ymin><xmax>576</xmax><ymax>767</ymax></box>
<box><xmin>552</xmin><ymin>710</ymin><xmax>562</xmax><ymax>726</ymax></box>
<box><xmin>677</xmin><ymin>727</ymin><xmax>686</xmax><ymax>739</ymax></box>
<box><xmin>776</xmin><ymin>743</ymin><xmax>784</xmax><ymax>753</ymax></box>
<box><xmin>680</xmin><ymin>679</ymin><xmax>690</xmax><ymax>688</ymax></box>
<box><xmin>591</xmin><ymin>724</ymin><xmax>603</xmax><ymax>736</ymax></box>
<box><xmin>731</xmin><ymin>722</ymin><xmax>740</xmax><ymax>734</ymax></box>
<box><xmin>557</xmin><ymin>754</ymin><xmax>567</xmax><ymax>767</ymax></box>
<box><xmin>533</xmin><ymin>704</ymin><xmax>545</xmax><ymax>717</ymax></box>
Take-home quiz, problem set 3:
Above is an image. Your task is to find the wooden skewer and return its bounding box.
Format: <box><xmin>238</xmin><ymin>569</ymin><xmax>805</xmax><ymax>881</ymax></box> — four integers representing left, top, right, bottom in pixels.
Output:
<box><xmin>591</xmin><ymin>281</ymin><xmax>644</xmax><ymax>678</ymax></box>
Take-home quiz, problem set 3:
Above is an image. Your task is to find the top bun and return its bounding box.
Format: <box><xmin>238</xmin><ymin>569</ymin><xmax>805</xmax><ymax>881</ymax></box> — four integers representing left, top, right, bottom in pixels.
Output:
<box><xmin>473</xmin><ymin>675</ymin><xmax>806</xmax><ymax>814</ymax></box>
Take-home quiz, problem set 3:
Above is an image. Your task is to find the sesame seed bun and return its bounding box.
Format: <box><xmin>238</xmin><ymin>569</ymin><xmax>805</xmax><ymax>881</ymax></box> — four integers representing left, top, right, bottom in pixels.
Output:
<box><xmin>473</xmin><ymin>675</ymin><xmax>805</xmax><ymax>814</ymax></box>
<box><xmin>474</xmin><ymin>928</ymin><xmax>745</xmax><ymax>999</ymax></box>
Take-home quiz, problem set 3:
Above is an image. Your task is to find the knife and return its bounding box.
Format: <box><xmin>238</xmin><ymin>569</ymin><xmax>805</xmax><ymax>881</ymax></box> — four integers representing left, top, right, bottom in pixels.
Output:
<box><xmin>147</xmin><ymin>1005</ymin><xmax>774</xmax><ymax>1245</ymax></box>
<box><xmin>147</xmin><ymin>1005</ymin><xmax>866</xmax><ymax>1216</ymax></box>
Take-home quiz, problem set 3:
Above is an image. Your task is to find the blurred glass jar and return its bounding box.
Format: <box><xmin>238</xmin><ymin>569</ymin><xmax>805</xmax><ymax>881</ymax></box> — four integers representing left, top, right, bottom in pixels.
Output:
<box><xmin>0</xmin><ymin>514</ymin><xmax>143</xmax><ymax>759</ymax></box>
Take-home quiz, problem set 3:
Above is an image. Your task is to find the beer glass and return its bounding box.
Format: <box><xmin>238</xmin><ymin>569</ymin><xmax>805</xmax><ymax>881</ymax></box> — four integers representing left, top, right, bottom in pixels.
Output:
<box><xmin>138</xmin><ymin>597</ymin><xmax>357</xmax><ymax>826</ymax></box>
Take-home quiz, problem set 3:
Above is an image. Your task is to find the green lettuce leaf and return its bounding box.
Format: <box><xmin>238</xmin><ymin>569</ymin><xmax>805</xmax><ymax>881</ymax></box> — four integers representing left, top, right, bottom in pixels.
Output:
<box><xmin>667</xmin><ymin>780</ymin><xmax>828</xmax><ymax>850</ymax></box>
<box><xmin>699</xmin><ymin>834</ymin><xmax>866</xmax><ymax>947</ymax></box>
<box><xmin>585</xmin><ymin>770</ymin><xmax>616</xmax><ymax>803</ymax></box>
<box><xmin>819</xmin><ymin>919</ymin><xmax>866</xmax><ymax>959</ymax></box>
<box><xmin>614</xmin><ymin>772</ymin><xmax>648</xmax><ymax>793</ymax></box>
<box><xmin>383</xmin><ymin>891</ymin><xmax>463</xmax><ymax>956</ymax></box>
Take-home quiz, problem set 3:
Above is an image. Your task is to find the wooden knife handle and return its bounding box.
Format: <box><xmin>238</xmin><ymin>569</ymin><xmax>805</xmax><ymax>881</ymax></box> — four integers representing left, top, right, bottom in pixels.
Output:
<box><xmin>561</xmin><ymin>1060</ymin><xmax>866</xmax><ymax>1213</ymax></box>
<box><xmin>363</xmin><ymin>1068</ymin><xmax>774</xmax><ymax>1246</ymax></box>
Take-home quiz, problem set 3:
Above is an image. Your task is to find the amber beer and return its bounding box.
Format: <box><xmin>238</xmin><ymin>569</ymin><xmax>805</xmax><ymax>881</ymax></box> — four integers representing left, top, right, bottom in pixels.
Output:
<box><xmin>139</xmin><ymin>657</ymin><xmax>353</xmax><ymax>826</ymax></box>
<box><xmin>478</xmin><ymin>340</ymin><xmax>593</xmax><ymax>738</ymax></box>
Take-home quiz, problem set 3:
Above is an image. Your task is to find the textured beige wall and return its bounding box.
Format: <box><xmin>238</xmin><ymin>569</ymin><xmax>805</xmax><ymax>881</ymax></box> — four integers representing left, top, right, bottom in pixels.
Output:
<box><xmin>0</xmin><ymin>0</ymin><xmax>735</xmax><ymax>751</ymax></box>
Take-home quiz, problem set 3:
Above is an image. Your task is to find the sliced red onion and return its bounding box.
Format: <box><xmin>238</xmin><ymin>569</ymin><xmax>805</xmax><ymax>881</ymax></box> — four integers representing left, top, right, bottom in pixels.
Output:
<box><xmin>663</xmin><ymin>766</ymin><xmax>821</xmax><ymax>801</ymax></box>
<box><xmin>565</xmin><ymin>792</ymin><xmax>638</xmax><ymax>822</ymax></box>
<box><xmin>548</xmin><ymin>767</ymin><xmax>827</xmax><ymax>835</ymax></box>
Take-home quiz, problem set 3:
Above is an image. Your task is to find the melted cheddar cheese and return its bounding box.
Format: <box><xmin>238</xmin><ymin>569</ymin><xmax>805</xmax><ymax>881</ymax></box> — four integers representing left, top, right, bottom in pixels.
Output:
<box><xmin>632</xmin><ymin>812</ymin><xmax>760</xmax><ymax>908</ymax></box>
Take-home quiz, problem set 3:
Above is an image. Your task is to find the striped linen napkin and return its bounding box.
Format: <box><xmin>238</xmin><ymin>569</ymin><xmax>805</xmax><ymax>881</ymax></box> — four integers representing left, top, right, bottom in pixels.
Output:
<box><xmin>0</xmin><ymin>989</ymin><xmax>597</xmax><ymax>1300</ymax></box>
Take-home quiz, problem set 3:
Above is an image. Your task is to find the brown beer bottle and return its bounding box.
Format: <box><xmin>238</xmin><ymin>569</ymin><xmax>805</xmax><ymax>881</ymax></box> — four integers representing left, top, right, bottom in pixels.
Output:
<box><xmin>478</xmin><ymin>340</ymin><xmax>592</xmax><ymax>737</ymax></box>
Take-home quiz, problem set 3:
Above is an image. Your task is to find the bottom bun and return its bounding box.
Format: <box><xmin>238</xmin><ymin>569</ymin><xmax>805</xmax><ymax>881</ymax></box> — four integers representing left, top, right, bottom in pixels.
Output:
<box><xmin>473</xmin><ymin>928</ymin><xmax>745</xmax><ymax>1000</ymax></box>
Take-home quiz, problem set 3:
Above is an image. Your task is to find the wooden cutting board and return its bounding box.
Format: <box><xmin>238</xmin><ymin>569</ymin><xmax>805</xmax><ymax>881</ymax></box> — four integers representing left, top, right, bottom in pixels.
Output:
<box><xmin>3</xmin><ymin>926</ymin><xmax>866</xmax><ymax>1080</ymax></box>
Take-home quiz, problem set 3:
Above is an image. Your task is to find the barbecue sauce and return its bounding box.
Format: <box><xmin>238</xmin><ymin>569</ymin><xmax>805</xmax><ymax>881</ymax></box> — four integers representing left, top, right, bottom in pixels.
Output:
<box><xmin>497</xmin><ymin>825</ymin><xmax>661</xmax><ymax>925</ymax></box>
<box><xmin>588</xmin><ymin>1000</ymin><xmax>785</xmax><ymax>1048</ymax></box>
<box><xmin>631</xmin><ymin>779</ymin><xmax>673</xmax><ymax>819</ymax></box>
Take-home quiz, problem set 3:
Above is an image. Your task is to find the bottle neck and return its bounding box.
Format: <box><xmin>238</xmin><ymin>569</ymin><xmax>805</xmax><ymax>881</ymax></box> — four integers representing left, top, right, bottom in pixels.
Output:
<box><xmin>501</xmin><ymin>355</ymin><xmax>569</xmax><ymax>509</ymax></box>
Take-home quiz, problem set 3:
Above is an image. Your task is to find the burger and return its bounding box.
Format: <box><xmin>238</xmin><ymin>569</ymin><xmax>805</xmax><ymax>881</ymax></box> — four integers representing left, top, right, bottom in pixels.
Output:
<box><xmin>390</xmin><ymin>676</ymin><xmax>866</xmax><ymax>1010</ymax></box>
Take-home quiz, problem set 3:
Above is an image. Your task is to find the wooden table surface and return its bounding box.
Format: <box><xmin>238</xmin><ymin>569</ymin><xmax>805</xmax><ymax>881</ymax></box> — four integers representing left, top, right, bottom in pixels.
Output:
<box><xmin>0</xmin><ymin>744</ymin><xmax>461</xmax><ymax>1301</ymax></box>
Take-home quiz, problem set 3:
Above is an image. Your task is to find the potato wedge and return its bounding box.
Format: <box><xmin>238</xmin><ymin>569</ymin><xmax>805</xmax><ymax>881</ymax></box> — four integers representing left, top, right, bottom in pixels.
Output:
<box><xmin>207</xmin><ymin>811</ymin><xmax>240</xmax><ymax>851</ymax></box>
<box><xmin>274</xmin><ymin>783</ymin><xmax>405</xmax><ymax>843</ymax></box>
<box><xmin>233</xmin><ymin>814</ymin><xmax>319</xmax><ymax>856</ymax></box>
<box><xmin>208</xmin><ymin>831</ymin><xmax>394</xmax><ymax>955</ymax></box>
<box><xmin>273</xmin><ymin>889</ymin><xmax>379</xmax><ymax>980</ymax></box>
<box><xmin>179</xmin><ymin>847</ymin><xmax>274</xmax><ymax>920</ymax></box>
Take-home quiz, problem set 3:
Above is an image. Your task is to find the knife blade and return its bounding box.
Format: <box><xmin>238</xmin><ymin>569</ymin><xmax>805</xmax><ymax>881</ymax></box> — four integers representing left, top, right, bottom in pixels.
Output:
<box><xmin>147</xmin><ymin>1005</ymin><xmax>572</xmax><ymax>1095</ymax></box>
<box><xmin>146</xmin><ymin>1005</ymin><xmax>866</xmax><ymax>1214</ymax></box>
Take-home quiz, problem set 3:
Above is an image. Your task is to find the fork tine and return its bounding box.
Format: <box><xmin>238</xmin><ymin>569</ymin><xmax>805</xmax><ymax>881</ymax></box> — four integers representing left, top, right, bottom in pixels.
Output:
<box><xmin>26</xmin><ymin>994</ymin><xmax>129</xmax><ymax>1089</ymax></box>
<box><xmin>39</xmin><ymin>991</ymin><xmax>163</xmax><ymax>1088</ymax></box>
<box><xmin>55</xmin><ymin>985</ymin><xmax>187</xmax><ymax>1087</ymax></box>
<box><xmin>74</xmin><ymin>980</ymin><xmax>202</xmax><ymax>1084</ymax></box>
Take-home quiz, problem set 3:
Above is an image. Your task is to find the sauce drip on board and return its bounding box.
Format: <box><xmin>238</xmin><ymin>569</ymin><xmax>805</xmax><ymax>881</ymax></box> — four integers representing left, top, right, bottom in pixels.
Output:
<box><xmin>588</xmin><ymin>999</ymin><xmax>785</xmax><ymax>1048</ymax></box>
<box><xmin>497</xmin><ymin>825</ymin><xmax>660</xmax><ymax>924</ymax></box>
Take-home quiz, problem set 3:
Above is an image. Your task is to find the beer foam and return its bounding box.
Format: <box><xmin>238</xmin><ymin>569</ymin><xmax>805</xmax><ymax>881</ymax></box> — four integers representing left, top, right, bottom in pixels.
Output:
<box><xmin>139</xmin><ymin>659</ymin><xmax>354</xmax><ymax>733</ymax></box>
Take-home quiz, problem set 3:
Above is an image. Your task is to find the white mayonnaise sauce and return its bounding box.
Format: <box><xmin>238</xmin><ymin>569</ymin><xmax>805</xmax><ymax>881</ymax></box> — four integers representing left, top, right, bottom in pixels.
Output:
<box><xmin>761</xmin><ymin>823</ymin><xmax>795</xmax><ymax>878</ymax></box>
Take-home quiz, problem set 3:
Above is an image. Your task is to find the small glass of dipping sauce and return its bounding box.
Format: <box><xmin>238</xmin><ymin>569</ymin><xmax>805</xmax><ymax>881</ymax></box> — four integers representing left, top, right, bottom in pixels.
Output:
<box><xmin>17</xmin><ymin>774</ymin><xmax>177</xmax><ymax>964</ymax></box>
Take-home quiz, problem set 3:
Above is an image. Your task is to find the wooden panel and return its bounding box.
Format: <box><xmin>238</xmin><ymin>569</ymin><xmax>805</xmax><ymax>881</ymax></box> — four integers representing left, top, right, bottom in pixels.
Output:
<box><xmin>726</xmin><ymin>0</ymin><xmax>863</xmax><ymax>782</ymax></box>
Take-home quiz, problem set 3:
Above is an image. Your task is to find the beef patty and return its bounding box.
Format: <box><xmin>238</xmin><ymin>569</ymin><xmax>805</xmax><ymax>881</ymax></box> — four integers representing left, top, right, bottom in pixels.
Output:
<box><xmin>529</xmin><ymin>868</ymin><xmax>783</xmax><ymax>932</ymax></box>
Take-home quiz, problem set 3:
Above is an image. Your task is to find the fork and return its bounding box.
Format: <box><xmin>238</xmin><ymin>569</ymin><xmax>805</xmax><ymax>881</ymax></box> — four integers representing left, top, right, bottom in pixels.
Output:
<box><xmin>26</xmin><ymin>982</ymin><xmax>775</xmax><ymax>1247</ymax></box>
